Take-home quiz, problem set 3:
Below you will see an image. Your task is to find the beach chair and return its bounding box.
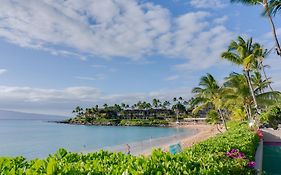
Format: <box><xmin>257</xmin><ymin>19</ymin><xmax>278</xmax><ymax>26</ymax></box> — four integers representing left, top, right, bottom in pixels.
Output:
<box><xmin>169</xmin><ymin>143</ymin><xmax>182</xmax><ymax>155</ymax></box>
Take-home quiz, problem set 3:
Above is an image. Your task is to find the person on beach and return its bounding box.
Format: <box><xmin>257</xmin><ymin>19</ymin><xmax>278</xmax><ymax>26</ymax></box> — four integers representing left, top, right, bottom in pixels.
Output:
<box><xmin>126</xmin><ymin>144</ymin><xmax>131</xmax><ymax>155</ymax></box>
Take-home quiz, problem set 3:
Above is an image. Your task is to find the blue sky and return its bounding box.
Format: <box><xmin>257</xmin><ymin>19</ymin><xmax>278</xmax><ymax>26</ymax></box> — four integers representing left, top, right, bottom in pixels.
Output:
<box><xmin>0</xmin><ymin>0</ymin><xmax>280</xmax><ymax>115</ymax></box>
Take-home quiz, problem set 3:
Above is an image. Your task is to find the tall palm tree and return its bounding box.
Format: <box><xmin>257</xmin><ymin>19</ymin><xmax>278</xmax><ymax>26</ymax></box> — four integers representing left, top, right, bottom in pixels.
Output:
<box><xmin>224</xmin><ymin>73</ymin><xmax>255</xmax><ymax>120</ymax></box>
<box><xmin>152</xmin><ymin>98</ymin><xmax>159</xmax><ymax>109</ymax></box>
<box><xmin>221</xmin><ymin>36</ymin><xmax>261</xmax><ymax>114</ymax></box>
<box><xmin>267</xmin><ymin>0</ymin><xmax>281</xmax><ymax>15</ymax></box>
<box><xmin>121</xmin><ymin>103</ymin><xmax>126</xmax><ymax>110</ymax></box>
<box><xmin>224</xmin><ymin>72</ymin><xmax>281</xmax><ymax>121</ymax></box>
<box><xmin>191</xmin><ymin>73</ymin><xmax>229</xmax><ymax>130</ymax></box>
<box><xmin>252</xmin><ymin>43</ymin><xmax>274</xmax><ymax>91</ymax></box>
<box><xmin>251</xmin><ymin>71</ymin><xmax>272</xmax><ymax>93</ymax></box>
<box><xmin>162</xmin><ymin>101</ymin><xmax>171</xmax><ymax>109</ymax></box>
<box><xmin>231</xmin><ymin>0</ymin><xmax>281</xmax><ymax>56</ymax></box>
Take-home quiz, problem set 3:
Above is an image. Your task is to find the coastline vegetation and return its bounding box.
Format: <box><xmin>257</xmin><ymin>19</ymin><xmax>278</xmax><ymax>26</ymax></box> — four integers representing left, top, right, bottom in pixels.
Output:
<box><xmin>0</xmin><ymin>122</ymin><xmax>259</xmax><ymax>174</ymax></box>
<box><xmin>63</xmin><ymin>97</ymin><xmax>196</xmax><ymax>126</ymax></box>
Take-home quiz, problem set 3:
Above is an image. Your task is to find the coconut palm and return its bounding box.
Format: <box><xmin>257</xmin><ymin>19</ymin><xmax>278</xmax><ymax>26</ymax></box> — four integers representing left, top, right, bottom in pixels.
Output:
<box><xmin>162</xmin><ymin>101</ymin><xmax>171</xmax><ymax>109</ymax></box>
<box><xmin>252</xmin><ymin>43</ymin><xmax>274</xmax><ymax>91</ymax></box>
<box><xmin>221</xmin><ymin>36</ymin><xmax>261</xmax><ymax>114</ymax></box>
<box><xmin>191</xmin><ymin>73</ymin><xmax>229</xmax><ymax>130</ymax></box>
<box><xmin>103</xmin><ymin>103</ymin><xmax>108</xmax><ymax>109</ymax></box>
<box><xmin>73</xmin><ymin>106</ymin><xmax>84</xmax><ymax>116</ymax></box>
<box><xmin>267</xmin><ymin>0</ymin><xmax>281</xmax><ymax>15</ymax></box>
<box><xmin>152</xmin><ymin>98</ymin><xmax>159</xmax><ymax>109</ymax></box>
<box><xmin>251</xmin><ymin>71</ymin><xmax>272</xmax><ymax>93</ymax></box>
<box><xmin>231</xmin><ymin>0</ymin><xmax>281</xmax><ymax>56</ymax></box>
<box><xmin>224</xmin><ymin>72</ymin><xmax>281</xmax><ymax>121</ymax></box>
<box><xmin>224</xmin><ymin>73</ymin><xmax>255</xmax><ymax>119</ymax></box>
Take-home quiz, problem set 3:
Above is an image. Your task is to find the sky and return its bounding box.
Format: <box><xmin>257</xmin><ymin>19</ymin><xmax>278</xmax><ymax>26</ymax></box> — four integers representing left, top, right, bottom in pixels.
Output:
<box><xmin>0</xmin><ymin>0</ymin><xmax>280</xmax><ymax>116</ymax></box>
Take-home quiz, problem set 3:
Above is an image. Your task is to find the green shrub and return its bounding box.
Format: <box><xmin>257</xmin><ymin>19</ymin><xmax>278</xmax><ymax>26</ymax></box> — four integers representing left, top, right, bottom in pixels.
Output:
<box><xmin>260</xmin><ymin>105</ymin><xmax>281</xmax><ymax>129</ymax></box>
<box><xmin>0</xmin><ymin>122</ymin><xmax>259</xmax><ymax>174</ymax></box>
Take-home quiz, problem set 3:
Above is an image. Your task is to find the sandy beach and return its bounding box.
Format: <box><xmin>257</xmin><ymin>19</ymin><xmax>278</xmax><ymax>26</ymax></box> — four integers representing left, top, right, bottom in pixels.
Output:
<box><xmin>147</xmin><ymin>124</ymin><xmax>220</xmax><ymax>155</ymax></box>
<box><xmin>82</xmin><ymin>124</ymin><xmax>220</xmax><ymax>156</ymax></box>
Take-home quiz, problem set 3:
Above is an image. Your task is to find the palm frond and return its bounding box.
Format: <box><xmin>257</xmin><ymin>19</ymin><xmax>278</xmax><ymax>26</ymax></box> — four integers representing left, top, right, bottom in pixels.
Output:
<box><xmin>221</xmin><ymin>52</ymin><xmax>242</xmax><ymax>65</ymax></box>
<box><xmin>267</xmin><ymin>0</ymin><xmax>281</xmax><ymax>16</ymax></box>
<box><xmin>192</xmin><ymin>101</ymin><xmax>210</xmax><ymax>114</ymax></box>
<box><xmin>256</xmin><ymin>91</ymin><xmax>281</xmax><ymax>105</ymax></box>
<box><xmin>230</xmin><ymin>0</ymin><xmax>262</xmax><ymax>5</ymax></box>
<box><xmin>192</xmin><ymin>87</ymin><xmax>203</xmax><ymax>94</ymax></box>
<box><xmin>243</xmin><ymin>54</ymin><xmax>254</xmax><ymax>70</ymax></box>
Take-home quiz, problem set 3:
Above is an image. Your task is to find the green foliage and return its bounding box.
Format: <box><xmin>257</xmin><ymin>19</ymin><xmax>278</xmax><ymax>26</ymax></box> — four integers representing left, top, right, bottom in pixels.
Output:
<box><xmin>260</xmin><ymin>105</ymin><xmax>281</xmax><ymax>129</ymax></box>
<box><xmin>119</xmin><ymin>119</ymin><xmax>169</xmax><ymax>126</ymax></box>
<box><xmin>0</xmin><ymin>123</ymin><xmax>259</xmax><ymax>174</ymax></box>
<box><xmin>206</xmin><ymin>110</ymin><xmax>220</xmax><ymax>124</ymax></box>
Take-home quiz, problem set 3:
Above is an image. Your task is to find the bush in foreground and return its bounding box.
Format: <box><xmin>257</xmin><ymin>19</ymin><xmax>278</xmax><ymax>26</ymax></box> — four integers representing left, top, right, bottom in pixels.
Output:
<box><xmin>0</xmin><ymin>122</ymin><xmax>259</xmax><ymax>175</ymax></box>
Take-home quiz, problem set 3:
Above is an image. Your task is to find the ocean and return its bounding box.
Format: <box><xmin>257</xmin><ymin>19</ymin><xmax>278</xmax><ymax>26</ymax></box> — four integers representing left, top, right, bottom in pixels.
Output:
<box><xmin>0</xmin><ymin>119</ymin><xmax>196</xmax><ymax>159</ymax></box>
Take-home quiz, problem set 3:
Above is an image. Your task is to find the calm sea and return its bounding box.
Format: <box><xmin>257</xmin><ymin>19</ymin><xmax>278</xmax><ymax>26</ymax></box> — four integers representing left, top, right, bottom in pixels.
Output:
<box><xmin>0</xmin><ymin>119</ymin><xmax>195</xmax><ymax>159</ymax></box>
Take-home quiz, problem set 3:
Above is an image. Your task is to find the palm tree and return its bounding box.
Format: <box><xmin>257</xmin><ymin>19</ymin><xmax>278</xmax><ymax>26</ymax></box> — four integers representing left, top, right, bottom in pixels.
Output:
<box><xmin>73</xmin><ymin>106</ymin><xmax>84</xmax><ymax>116</ymax></box>
<box><xmin>191</xmin><ymin>73</ymin><xmax>229</xmax><ymax>130</ymax></box>
<box><xmin>224</xmin><ymin>72</ymin><xmax>281</xmax><ymax>121</ymax></box>
<box><xmin>224</xmin><ymin>73</ymin><xmax>255</xmax><ymax>120</ymax></box>
<box><xmin>267</xmin><ymin>0</ymin><xmax>281</xmax><ymax>16</ymax></box>
<box><xmin>163</xmin><ymin>101</ymin><xmax>171</xmax><ymax>109</ymax></box>
<box><xmin>152</xmin><ymin>98</ymin><xmax>159</xmax><ymax>109</ymax></box>
<box><xmin>221</xmin><ymin>36</ymin><xmax>261</xmax><ymax>114</ymax></box>
<box><xmin>251</xmin><ymin>71</ymin><xmax>272</xmax><ymax>93</ymax></box>
<box><xmin>230</xmin><ymin>0</ymin><xmax>281</xmax><ymax>56</ymax></box>
<box><xmin>252</xmin><ymin>43</ymin><xmax>274</xmax><ymax>91</ymax></box>
<box><xmin>121</xmin><ymin>103</ymin><xmax>126</xmax><ymax>110</ymax></box>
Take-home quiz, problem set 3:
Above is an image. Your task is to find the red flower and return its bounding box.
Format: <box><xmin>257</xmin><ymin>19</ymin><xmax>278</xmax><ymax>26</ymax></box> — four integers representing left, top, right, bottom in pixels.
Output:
<box><xmin>256</xmin><ymin>129</ymin><xmax>263</xmax><ymax>139</ymax></box>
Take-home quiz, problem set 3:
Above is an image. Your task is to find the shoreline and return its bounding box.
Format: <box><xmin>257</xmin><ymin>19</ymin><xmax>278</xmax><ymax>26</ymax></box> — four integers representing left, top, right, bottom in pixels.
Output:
<box><xmin>81</xmin><ymin>124</ymin><xmax>219</xmax><ymax>156</ymax></box>
<box><xmin>145</xmin><ymin>124</ymin><xmax>220</xmax><ymax>155</ymax></box>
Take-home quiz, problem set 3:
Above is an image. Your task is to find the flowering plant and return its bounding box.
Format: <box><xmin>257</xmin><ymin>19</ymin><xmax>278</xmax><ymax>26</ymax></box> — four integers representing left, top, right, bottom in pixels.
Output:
<box><xmin>256</xmin><ymin>129</ymin><xmax>263</xmax><ymax>139</ymax></box>
<box><xmin>226</xmin><ymin>149</ymin><xmax>246</xmax><ymax>159</ymax></box>
<box><xmin>226</xmin><ymin>148</ymin><xmax>256</xmax><ymax>169</ymax></box>
<box><xmin>247</xmin><ymin>161</ymin><xmax>256</xmax><ymax>168</ymax></box>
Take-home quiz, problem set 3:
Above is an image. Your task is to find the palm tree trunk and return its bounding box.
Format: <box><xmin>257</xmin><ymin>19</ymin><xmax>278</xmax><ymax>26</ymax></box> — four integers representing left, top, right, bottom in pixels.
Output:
<box><xmin>248</xmin><ymin>105</ymin><xmax>253</xmax><ymax>120</ymax></box>
<box><xmin>261</xmin><ymin>61</ymin><xmax>274</xmax><ymax>91</ymax></box>
<box><xmin>263</xmin><ymin>0</ymin><xmax>281</xmax><ymax>56</ymax></box>
<box><xmin>244</xmin><ymin>104</ymin><xmax>251</xmax><ymax>120</ymax></box>
<box><xmin>216</xmin><ymin>124</ymin><xmax>223</xmax><ymax>133</ymax></box>
<box><xmin>218</xmin><ymin>109</ymin><xmax>228</xmax><ymax>130</ymax></box>
<box><xmin>245</xmin><ymin>71</ymin><xmax>261</xmax><ymax>114</ymax></box>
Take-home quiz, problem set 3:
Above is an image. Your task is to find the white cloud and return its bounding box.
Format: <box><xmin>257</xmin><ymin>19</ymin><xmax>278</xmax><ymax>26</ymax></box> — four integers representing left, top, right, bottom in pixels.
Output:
<box><xmin>165</xmin><ymin>75</ymin><xmax>179</xmax><ymax>81</ymax></box>
<box><xmin>0</xmin><ymin>86</ymin><xmax>100</xmax><ymax>102</ymax></box>
<box><xmin>213</xmin><ymin>16</ymin><xmax>228</xmax><ymax>24</ymax></box>
<box><xmin>189</xmin><ymin>0</ymin><xmax>226</xmax><ymax>9</ymax></box>
<box><xmin>0</xmin><ymin>0</ymin><xmax>232</xmax><ymax>70</ymax></box>
<box><xmin>0</xmin><ymin>69</ymin><xmax>7</xmax><ymax>75</ymax></box>
<box><xmin>91</xmin><ymin>64</ymin><xmax>107</xmax><ymax>68</ymax></box>
<box><xmin>0</xmin><ymin>85</ymin><xmax>192</xmax><ymax>115</ymax></box>
<box><xmin>75</xmin><ymin>74</ymin><xmax>106</xmax><ymax>81</ymax></box>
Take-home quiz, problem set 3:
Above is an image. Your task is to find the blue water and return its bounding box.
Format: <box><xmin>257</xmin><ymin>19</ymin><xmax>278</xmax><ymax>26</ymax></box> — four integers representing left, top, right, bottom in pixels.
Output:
<box><xmin>0</xmin><ymin>119</ymin><xmax>193</xmax><ymax>159</ymax></box>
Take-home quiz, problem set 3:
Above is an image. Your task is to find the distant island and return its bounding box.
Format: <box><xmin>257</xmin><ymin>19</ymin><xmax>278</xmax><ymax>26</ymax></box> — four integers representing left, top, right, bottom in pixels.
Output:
<box><xmin>62</xmin><ymin>97</ymin><xmax>208</xmax><ymax>126</ymax></box>
<box><xmin>0</xmin><ymin>110</ymin><xmax>67</xmax><ymax>121</ymax></box>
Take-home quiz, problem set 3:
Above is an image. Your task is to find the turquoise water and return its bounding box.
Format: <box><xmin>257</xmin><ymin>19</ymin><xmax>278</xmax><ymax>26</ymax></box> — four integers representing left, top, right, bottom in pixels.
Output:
<box><xmin>263</xmin><ymin>144</ymin><xmax>281</xmax><ymax>175</ymax></box>
<box><xmin>0</xmin><ymin>119</ymin><xmax>193</xmax><ymax>159</ymax></box>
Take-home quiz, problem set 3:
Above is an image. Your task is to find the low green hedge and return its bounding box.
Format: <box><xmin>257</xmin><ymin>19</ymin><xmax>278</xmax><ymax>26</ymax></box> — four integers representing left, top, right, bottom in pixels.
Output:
<box><xmin>0</xmin><ymin>122</ymin><xmax>259</xmax><ymax>174</ymax></box>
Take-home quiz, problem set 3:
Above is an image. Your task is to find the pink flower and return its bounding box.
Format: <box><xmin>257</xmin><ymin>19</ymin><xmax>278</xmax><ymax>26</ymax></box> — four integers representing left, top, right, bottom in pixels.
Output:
<box><xmin>247</xmin><ymin>161</ymin><xmax>256</xmax><ymax>168</ymax></box>
<box><xmin>256</xmin><ymin>129</ymin><xmax>263</xmax><ymax>139</ymax></box>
